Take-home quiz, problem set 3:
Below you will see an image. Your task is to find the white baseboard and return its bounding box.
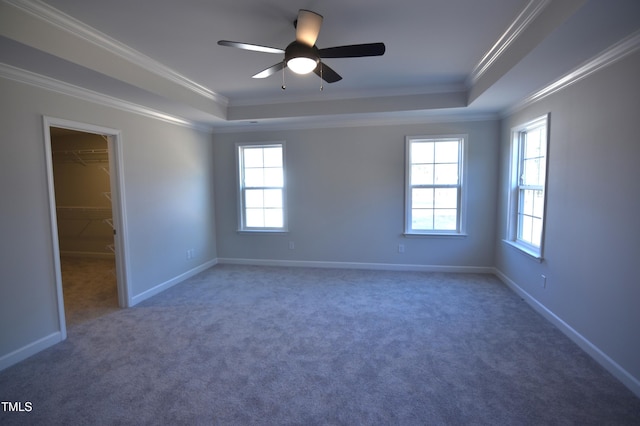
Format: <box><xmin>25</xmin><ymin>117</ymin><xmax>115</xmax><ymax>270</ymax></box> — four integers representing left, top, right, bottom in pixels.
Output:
<box><xmin>494</xmin><ymin>268</ymin><xmax>640</xmax><ymax>399</ymax></box>
<box><xmin>0</xmin><ymin>331</ymin><xmax>63</xmax><ymax>372</ymax></box>
<box><xmin>216</xmin><ymin>257</ymin><xmax>494</xmax><ymax>274</ymax></box>
<box><xmin>130</xmin><ymin>258</ymin><xmax>218</xmax><ymax>306</ymax></box>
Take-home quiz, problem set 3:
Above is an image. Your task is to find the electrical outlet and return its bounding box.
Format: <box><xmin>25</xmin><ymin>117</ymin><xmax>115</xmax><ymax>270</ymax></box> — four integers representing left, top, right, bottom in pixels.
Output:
<box><xmin>186</xmin><ymin>249</ymin><xmax>195</xmax><ymax>260</ymax></box>
<box><xmin>541</xmin><ymin>274</ymin><xmax>547</xmax><ymax>289</ymax></box>
<box><xmin>289</xmin><ymin>241</ymin><xmax>295</xmax><ymax>250</ymax></box>
<box><xmin>398</xmin><ymin>244</ymin><xmax>405</xmax><ymax>253</ymax></box>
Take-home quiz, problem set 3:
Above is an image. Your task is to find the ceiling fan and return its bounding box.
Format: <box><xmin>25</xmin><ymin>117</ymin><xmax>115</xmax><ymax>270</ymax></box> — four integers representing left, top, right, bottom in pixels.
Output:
<box><xmin>218</xmin><ymin>9</ymin><xmax>385</xmax><ymax>84</ymax></box>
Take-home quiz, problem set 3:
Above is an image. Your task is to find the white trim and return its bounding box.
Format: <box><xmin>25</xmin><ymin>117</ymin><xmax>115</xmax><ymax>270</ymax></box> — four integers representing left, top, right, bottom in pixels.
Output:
<box><xmin>212</xmin><ymin>112</ymin><xmax>499</xmax><ymax>134</ymax></box>
<box><xmin>4</xmin><ymin>0</ymin><xmax>228</xmax><ymax>107</ymax></box>
<box><xmin>505</xmin><ymin>29</ymin><xmax>640</xmax><ymax>116</ymax></box>
<box><xmin>130</xmin><ymin>259</ymin><xmax>218</xmax><ymax>306</ymax></box>
<box><xmin>404</xmin><ymin>134</ymin><xmax>467</xmax><ymax>235</ymax></box>
<box><xmin>217</xmin><ymin>257</ymin><xmax>494</xmax><ymax>274</ymax></box>
<box><xmin>236</xmin><ymin>141</ymin><xmax>288</xmax><ymax>233</ymax></box>
<box><xmin>494</xmin><ymin>268</ymin><xmax>640</xmax><ymax>399</ymax></box>
<box><xmin>505</xmin><ymin>114</ymin><xmax>549</xmax><ymax>259</ymax></box>
<box><xmin>468</xmin><ymin>0</ymin><xmax>551</xmax><ymax>86</ymax></box>
<box><xmin>0</xmin><ymin>332</ymin><xmax>63</xmax><ymax>372</ymax></box>
<box><xmin>42</xmin><ymin>125</ymin><xmax>67</xmax><ymax>341</ymax></box>
<box><xmin>230</xmin><ymin>83</ymin><xmax>467</xmax><ymax>107</ymax></box>
<box><xmin>43</xmin><ymin>116</ymin><xmax>133</xmax><ymax>309</ymax></box>
<box><xmin>502</xmin><ymin>240</ymin><xmax>543</xmax><ymax>262</ymax></box>
<box><xmin>0</xmin><ymin>63</ymin><xmax>208</xmax><ymax>131</ymax></box>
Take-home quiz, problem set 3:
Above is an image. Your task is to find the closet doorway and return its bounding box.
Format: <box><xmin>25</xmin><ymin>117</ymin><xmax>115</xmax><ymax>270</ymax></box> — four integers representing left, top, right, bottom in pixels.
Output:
<box><xmin>44</xmin><ymin>117</ymin><xmax>130</xmax><ymax>337</ymax></box>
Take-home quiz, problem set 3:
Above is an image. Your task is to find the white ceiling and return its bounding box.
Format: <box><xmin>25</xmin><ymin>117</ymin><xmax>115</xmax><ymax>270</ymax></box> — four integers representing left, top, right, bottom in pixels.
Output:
<box><xmin>1</xmin><ymin>0</ymin><xmax>639</xmax><ymax>131</ymax></box>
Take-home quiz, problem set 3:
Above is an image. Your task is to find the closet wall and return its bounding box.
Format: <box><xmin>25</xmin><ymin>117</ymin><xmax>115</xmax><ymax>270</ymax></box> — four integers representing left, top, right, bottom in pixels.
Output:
<box><xmin>52</xmin><ymin>130</ymin><xmax>114</xmax><ymax>257</ymax></box>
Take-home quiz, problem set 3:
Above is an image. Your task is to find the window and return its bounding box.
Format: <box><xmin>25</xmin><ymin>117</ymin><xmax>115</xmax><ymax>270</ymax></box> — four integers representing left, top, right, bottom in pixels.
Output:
<box><xmin>507</xmin><ymin>114</ymin><xmax>549</xmax><ymax>258</ymax></box>
<box><xmin>237</xmin><ymin>142</ymin><xmax>286</xmax><ymax>232</ymax></box>
<box><xmin>405</xmin><ymin>135</ymin><xmax>465</xmax><ymax>235</ymax></box>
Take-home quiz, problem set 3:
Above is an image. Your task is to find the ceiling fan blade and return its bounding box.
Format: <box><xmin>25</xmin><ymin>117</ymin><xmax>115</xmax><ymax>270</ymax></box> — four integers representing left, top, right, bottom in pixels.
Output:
<box><xmin>314</xmin><ymin>62</ymin><xmax>342</xmax><ymax>83</ymax></box>
<box><xmin>319</xmin><ymin>43</ymin><xmax>386</xmax><ymax>58</ymax></box>
<box><xmin>295</xmin><ymin>9</ymin><xmax>323</xmax><ymax>47</ymax></box>
<box><xmin>218</xmin><ymin>40</ymin><xmax>284</xmax><ymax>54</ymax></box>
<box><xmin>252</xmin><ymin>62</ymin><xmax>286</xmax><ymax>79</ymax></box>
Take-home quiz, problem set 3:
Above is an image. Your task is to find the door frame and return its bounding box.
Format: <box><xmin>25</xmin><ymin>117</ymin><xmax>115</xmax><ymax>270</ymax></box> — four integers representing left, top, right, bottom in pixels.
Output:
<box><xmin>43</xmin><ymin>116</ymin><xmax>131</xmax><ymax>338</ymax></box>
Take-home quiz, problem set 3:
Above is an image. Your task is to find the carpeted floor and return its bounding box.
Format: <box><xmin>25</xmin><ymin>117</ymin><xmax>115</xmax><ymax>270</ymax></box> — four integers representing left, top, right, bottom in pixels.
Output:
<box><xmin>60</xmin><ymin>256</ymin><xmax>118</xmax><ymax>326</ymax></box>
<box><xmin>1</xmin><ymin>264</ymin><xmax>639</xmax><ymax>425</ymax></box>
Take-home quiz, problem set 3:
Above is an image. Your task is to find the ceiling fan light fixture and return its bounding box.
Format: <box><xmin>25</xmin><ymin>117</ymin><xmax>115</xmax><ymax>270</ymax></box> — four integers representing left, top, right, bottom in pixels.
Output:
<box><xmin>285</xmin><ymin>41</ymin><xmax>319</xmax><ymax>75</ymax></box>
<box><xmin>287</xmin><ymin>56</ymin><xmax>318</xmax><ymax>74</ymax></box>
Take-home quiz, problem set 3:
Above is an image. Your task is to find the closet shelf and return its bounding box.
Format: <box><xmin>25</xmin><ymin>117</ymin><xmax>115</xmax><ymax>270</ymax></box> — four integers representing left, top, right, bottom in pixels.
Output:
<box><xmin>56</xmin><ymin>206</ymin><xmax>112</xmax><ymax>220</ymax></box>
<box><xmin>53</xmin><ymin>149</ymin><xmax>108</xmax><ymax>165</ymax></box>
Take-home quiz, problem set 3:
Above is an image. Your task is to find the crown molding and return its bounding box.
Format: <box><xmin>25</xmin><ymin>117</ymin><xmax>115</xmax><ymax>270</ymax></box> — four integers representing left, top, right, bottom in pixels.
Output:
<box><xmin>468</xmin><ymin>0</ymin><xmax>551</xmax><ymax>87</ymax></box>
<box><xmin>0</xmin><ymin>62</ymin><xmax>212</xmax><ymax>132</ymax></box>
<box><xmin>3</xmin><ymin>0</ymin><xmax>228</xmax><ymax>107</ymax></box>
<box><xmin>212</xmin><ymin>111</ymin><xmax>498</xmax><ymax>134</ymax></box>
<box><xmin>503</xmin><ymin>29</ymin><xmax>640</xmax><ymax>116</ymax></box>
<box><xmin>229</xmin><ymin>82</ymin><xmax>468</xmax><ymax>108</ymax></box>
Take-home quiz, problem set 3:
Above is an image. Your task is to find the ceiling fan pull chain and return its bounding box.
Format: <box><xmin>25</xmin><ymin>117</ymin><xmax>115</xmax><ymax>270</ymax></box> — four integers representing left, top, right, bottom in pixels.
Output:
<box><xmin>282</xmin><ymin>63</ymin><xmax>286</xmax><ymax>90</ymax></box>
<box><xmin>320</xmin><ymin>62</ymin><xmax>324</xmax><ymax>91</ymax></box>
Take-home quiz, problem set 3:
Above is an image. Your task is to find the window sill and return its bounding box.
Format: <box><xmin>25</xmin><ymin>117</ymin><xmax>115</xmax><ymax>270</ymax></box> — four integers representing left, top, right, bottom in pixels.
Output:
<box><xmin>502</xmin><ymin>239</ymin><xmax>543</xmax><ymax>262</ymax></box>
<box><xmin>404</xmin><ymin>232</ymin><xmax>468</xmax><ymax>238</ymax></box>
<box><xmin>237</xmin><ymin>229</ymin><xmax>288</xmax><ymax>235</ymax></box>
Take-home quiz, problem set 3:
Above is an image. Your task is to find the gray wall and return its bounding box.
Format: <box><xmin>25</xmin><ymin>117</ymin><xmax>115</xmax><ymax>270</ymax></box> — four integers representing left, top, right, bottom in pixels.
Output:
<box><xmin>495</xmin><ymin>51</ymin><xmax>640</xmax><ymax>387</ymax></box>
<box><xmin>214</xmin><ymin>120</ymin><xmax>499</xmax><ymax>269</ymax></box>
<box><xmin>0</xmin><ymin>77</ymin><xmax>217</xmax><ymax>365</ymax></box>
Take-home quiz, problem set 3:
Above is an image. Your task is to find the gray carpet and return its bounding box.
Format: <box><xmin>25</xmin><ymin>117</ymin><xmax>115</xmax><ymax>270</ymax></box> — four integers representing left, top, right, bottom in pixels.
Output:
<box><xmin>59</xmin><ymin>256</ymin><xmax>118</xmax><ymax>327</ymax></box>
<box><xmin>1</xmin><ymin>265</ymin><xmax>639</xmax><ymax>425</ymax></box>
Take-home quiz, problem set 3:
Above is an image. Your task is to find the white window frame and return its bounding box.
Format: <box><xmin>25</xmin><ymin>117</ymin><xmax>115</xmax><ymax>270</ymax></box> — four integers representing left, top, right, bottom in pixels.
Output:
<box><xmin>404</xmin><ymin>135</ymin><xmax>467</xmax><ymax>236</ymax></box>
<box><xmin>506</xmin><ymin>114</ymin><xmax>549</xmax><ymax>259</ymax></box>
<box><xmin>236</xmin><ymin>141</ymin><xmax>287</xmax><ymax>233</ymax></box>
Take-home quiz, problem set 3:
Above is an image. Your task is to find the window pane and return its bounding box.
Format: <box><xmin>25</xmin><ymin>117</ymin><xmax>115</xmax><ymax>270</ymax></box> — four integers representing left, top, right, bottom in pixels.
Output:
<box><xmin>533</xmin><ymin>190</ymin><xmax>544</xmax><ymax>218</ymax></box>
<box><xmin>245</xmin><ymin>189</ymin><xmax>263</xmax><ymax>208</ymax></box>
<box><xmin>263</xmin><ymin>168</ymin><xmax>283</xmax><ymax>187</ymax></box>
<box><xmin>411</xmin><ymin>164</ymin><xmax>433</xmax><ymax>185</ymax></box>
<box><xmin>522</xmin><ymin>158</ymin><xmax>541</xmax><ymax>185</ymax></box>
<box><xmin>245</xmin><ymin>209</ymin><xmax>264</xmax><ymax>227</ymax></box>
<box><xmin>435</xmin><ymin>141</ymin><xmax>459</xmax><ymax>163</ymax></box>
<box><xmin>531</xmin><ymin>217</ymin><xmax>543</xmax><ymax>247</ymax></box>
<box><xmin>434</xmin><ymin>188</ymin><xmax>457</xmax><ymax>209</ymax></box>
<box><xmin>243</xmin><ymin>148</ymin><xmax>263</xmax><ymax>168</ymax></box>
<box><xmin>412</xmin><ymin>209</ymin><xmax>433</xmax><ymax>230</ymax></box>
<box><xmin>244</xmin><ymin>168</ymin><xmax>263</xmax><ymax>187</ymax></box>
<box><xmin>434</xmin><ymin>209</ymin><xmax>457</xmax><ymax>230</ymax></box>
<box><xmin>521</xmin><ymin>189</ymin><xmax>534</xmax><ymax>216</ymax></box>
<box><xmin>434</xmin><ymin>164</ymin><xmax>458</xmax><ymax>185</ymax></box>
<box><xmin>264</xmin><ymin>209</ymin><xmax>283</xmax><ymax>228</ymax></box>
<box><xmin>411</xmin><ymin>142</ymin><xmax>433</xmax><ymax>163</ymax></box>
<box><xmin>524</xmin><ymin>128</ymin><xmax>545</xmax><ymax>158</ymax></box>
<box><xmin>263</xmin><ymin>147</ymin><xmax>282</xmax><ymax>167</ymax></box>
<box><xmin>263</xmin><ymin>189</ymin><xmax>282</xmax><ymax>208</ymax></box>
<box><xmin>412</xmin><ymin>188</ymin><xmax>434</xmax><ymax>208</ymax></box>
<box><xmin>518</xmin><ymin>214</ymin><xmax>533</xmax><ymax>244</ymax></box>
